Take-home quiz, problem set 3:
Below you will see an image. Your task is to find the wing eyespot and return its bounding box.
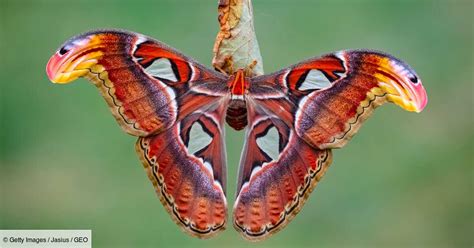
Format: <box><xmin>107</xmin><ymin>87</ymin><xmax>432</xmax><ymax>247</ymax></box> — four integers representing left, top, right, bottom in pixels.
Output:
<box><xmin>409</xmin><ymin>75</ymin><xmax>418</xmax><ymax>84</ymax></box>
<box><xmin>59</xmin><ymin>46</ymin><xmax>70</xmax><ymax>55</ymax></box>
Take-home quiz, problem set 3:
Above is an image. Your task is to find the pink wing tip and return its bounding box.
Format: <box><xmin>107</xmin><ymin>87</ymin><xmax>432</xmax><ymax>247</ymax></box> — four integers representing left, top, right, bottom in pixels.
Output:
<box><xmin>46</xmin><ymin>53</ymin><xmax>61</xmax><ymax>82</ymax></box>
<box><xmin>414</xmin><ymin>81</ymin><xmax>428</xmax><ymax>112</ymax></box>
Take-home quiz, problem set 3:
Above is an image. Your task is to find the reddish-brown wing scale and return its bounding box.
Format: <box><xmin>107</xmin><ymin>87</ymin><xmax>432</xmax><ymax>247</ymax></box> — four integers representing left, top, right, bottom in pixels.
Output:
<box><xmin>47</xmin><ymin>29</ymin><xmax>427</xmax><ymax>241</ymax></box>
<box><xmin>233</xmin><ymin>50</ymin><xmax>427</xmax><ymax>239</ymax></box>
<box><xmin>232</xmin><ymin>102</ymin><xmax>333</xmax><ymax>240</ymax></box>
<box><xmin>249</xmin><ymin>51</ymin><xmax>427</xmax><ymax>150</ymax></box>
<box><xmin>46</xmin><ymin>30</ymin><xmax>230</xmax><ymax>238</ymax></box>
<box><xmin>137</xmin><ymin>104</ymin><xmax>228</xmax><ymax>237</ymax></box>
<box><xmin>47</xmin><ymin>30</ymin><xmax>228</xmax><ymax>136</ymax></box>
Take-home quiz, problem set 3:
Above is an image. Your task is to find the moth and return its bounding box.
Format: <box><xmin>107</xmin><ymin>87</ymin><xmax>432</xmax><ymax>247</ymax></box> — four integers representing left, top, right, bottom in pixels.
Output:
<box><xmin>46</xmin><ymin>30</ymin><xmax>427</xmax><ymax>240</ymax></box>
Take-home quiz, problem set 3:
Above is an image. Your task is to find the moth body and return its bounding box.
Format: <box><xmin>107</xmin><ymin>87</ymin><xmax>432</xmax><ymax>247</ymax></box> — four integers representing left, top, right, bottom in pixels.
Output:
<box><xmin>226</xmin><ymin>69</ymin><xmax>250</xmax><ymax>130</ymax></box>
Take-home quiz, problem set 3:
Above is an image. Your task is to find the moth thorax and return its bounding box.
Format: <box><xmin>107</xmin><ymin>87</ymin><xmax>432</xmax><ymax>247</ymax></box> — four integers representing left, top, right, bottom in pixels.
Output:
<box><xmin>226</xmin><ymin>99</ymin><xmax>247</xmax><ymax>130</ymax></box>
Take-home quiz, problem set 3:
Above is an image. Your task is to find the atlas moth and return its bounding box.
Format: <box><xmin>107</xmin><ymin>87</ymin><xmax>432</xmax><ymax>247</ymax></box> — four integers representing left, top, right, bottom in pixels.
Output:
<box><xmin>46</xmin><ymin>30</ymin><xmax>427</xmax><ymax>240</ymax></box>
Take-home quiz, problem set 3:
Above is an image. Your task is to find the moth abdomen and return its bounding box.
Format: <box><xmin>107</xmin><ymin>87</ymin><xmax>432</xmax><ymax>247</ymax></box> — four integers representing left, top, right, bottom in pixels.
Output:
<box><xmin>226</xmin><ymin>99</ymin><xmax>248</xmax><ymax>130</ymax></box>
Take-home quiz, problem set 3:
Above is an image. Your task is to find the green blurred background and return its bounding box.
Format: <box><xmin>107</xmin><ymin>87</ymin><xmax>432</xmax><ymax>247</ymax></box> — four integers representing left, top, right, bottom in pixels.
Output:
<box><xmin>1</xmin><ymin>0</ymin><xmax>472</xmax><ymax>247</ymax></box>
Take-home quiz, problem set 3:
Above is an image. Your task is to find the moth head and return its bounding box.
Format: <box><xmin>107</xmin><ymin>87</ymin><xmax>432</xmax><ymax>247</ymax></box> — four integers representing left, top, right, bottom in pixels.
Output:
<box><xmin>46</xmin><ymin>34</ymin><xmax>103</xmax><ymax>84</ymax></box>
<box><xmin>375</xmin><ymin>57</ymin><xmax>427</xmax><ymax>113</ymax></box>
